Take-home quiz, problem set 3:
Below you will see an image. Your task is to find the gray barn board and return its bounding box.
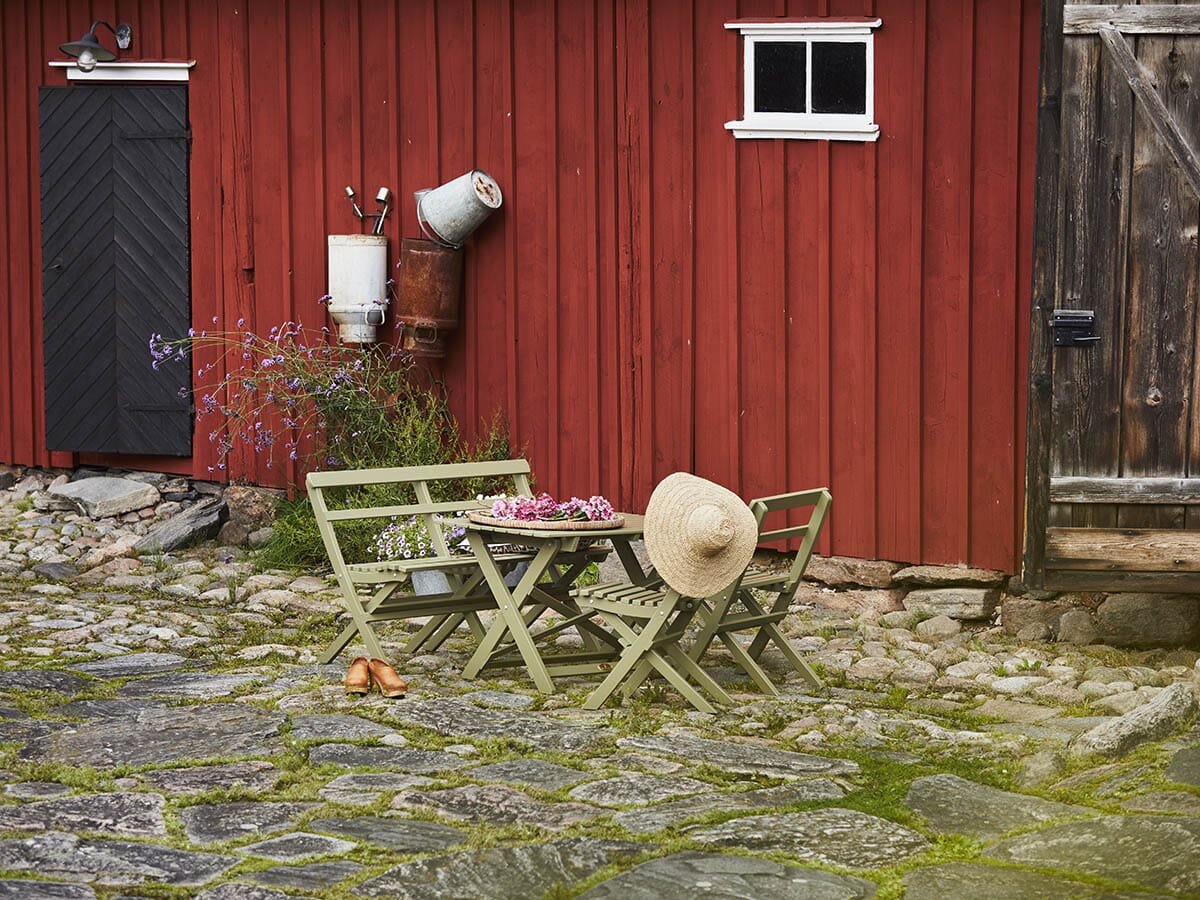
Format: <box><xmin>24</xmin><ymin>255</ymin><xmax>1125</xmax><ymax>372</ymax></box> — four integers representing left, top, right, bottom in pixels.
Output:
<box><xmin>1025</xmin><ymin>0</ymin><xmax>1200</xmax><ymax>591</ymax></box>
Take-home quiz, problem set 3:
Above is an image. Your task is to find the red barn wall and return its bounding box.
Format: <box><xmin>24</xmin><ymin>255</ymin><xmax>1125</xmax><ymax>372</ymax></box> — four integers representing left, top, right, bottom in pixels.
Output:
<box><xmin>0</xmin><ymin>0</ymin><xmax>1040</xmax><ymax>571</ymax></box>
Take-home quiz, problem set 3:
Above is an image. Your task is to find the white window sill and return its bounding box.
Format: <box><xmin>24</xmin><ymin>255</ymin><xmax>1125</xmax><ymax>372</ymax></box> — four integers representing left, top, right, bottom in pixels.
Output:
<box><xmin>725</xmin><ymin>119</ymin><xmax>880</xmax><ymax>141</ymax></box>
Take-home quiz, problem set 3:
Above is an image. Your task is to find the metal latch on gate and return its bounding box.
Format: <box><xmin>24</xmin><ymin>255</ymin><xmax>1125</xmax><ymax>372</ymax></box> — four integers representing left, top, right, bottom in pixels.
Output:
<box><xmin>1052</xmin><ymin>309</ymin><xmax>1100</xmax><ymax>347</ymax></box>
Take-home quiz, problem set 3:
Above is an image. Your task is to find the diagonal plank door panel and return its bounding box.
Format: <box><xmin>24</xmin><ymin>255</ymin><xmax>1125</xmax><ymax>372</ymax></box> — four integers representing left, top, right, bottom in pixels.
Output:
<box><xmin>39</xmin><ymin>85</ymin><xmax>191</xmax><ymax>456</ymax></box>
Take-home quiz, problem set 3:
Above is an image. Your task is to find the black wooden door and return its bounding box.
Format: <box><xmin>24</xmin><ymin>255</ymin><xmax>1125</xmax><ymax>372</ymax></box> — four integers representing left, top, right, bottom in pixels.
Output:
<box><xmin>1026</xmin><ymin>1</ymin><xmax>1200</xmax><ymax>591</ymax></box>
<box><xmin>39</xmin><ymin>85</ymin><xmax>191</xmax><ymax>456</ymax></box>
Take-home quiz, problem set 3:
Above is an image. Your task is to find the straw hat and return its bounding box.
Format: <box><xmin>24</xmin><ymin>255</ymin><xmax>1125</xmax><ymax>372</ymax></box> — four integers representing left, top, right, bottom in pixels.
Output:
<box><xmin>643</xmin><ymin>472</ymin><xmax>758</xmax><ymax>598</ymax></box>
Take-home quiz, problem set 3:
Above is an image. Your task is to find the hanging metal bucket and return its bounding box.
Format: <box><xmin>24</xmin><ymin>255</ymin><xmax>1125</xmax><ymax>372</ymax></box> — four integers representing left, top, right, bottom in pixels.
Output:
<box><xmin>395</xmin><ymin>238</ymin><xmax>464</xmax><ymax>358</ymax></box>
<box><xmin>415</xmin><ymin>169</ymin><xmax>503</xmax><ymax>249</ymax></box>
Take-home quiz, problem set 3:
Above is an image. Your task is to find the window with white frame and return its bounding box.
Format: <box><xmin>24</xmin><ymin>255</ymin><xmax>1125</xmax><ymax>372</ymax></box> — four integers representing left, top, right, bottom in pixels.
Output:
<box><xmin>725</xmin><ymin>19</ymin><xmax>881</xmax><ymax>141</ymax></box>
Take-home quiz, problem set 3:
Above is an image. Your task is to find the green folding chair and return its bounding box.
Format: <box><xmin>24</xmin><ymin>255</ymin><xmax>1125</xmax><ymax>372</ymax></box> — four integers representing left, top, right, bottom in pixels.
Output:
<box><xmin>688</xmin><ymin>488</ymin><xmax>831</xmax><ymax>692</ymax></box>
<box><xmin>573</xmin><ymin>581</ymin><xmax>734</xmax><ymax>713</ymax></box>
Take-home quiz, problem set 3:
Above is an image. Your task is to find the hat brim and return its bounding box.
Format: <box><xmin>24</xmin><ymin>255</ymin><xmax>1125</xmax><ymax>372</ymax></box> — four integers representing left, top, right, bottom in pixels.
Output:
<box><xmin>643</xmin><ymin>472</ymin><xmax>758</xmax><ymax>598</ymax></box>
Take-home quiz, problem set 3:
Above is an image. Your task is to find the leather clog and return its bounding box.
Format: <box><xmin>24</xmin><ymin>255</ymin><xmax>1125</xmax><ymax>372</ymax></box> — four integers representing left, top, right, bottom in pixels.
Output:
<box><xmin>344</xmin><ymin>656</ymin><xmax>371</xmax><ymax>695</ymax></box>
<box><xmin>367</xmin><ymin>658</ymin><xmax>408</xmax><ymax>698</ymax></box>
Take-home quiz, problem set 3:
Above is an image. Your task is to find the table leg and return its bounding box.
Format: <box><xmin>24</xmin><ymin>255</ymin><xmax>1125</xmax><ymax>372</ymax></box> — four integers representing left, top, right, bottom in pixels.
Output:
<box><xmin>462</xmin><ymin>533</ymin><xmax>560</xmax><ymax>693</ymax></box>
<box><xmin>612</xmin><ymin>537</ymin><xmax>654</xmax><ymax>585</ymax></box>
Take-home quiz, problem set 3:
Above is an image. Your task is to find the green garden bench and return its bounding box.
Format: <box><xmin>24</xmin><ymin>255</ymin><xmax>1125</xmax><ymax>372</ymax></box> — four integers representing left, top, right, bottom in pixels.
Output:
<box><xmin>307</xmin><ymin>459</ymin><xmax>606</xmax><ymax>665</ymax></box>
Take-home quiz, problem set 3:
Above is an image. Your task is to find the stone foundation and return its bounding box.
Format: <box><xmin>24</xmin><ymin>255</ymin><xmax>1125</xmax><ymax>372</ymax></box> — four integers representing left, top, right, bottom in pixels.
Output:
<box><xmin>772</xmin><ymin>549</ymin><xmax>1200</xmax><ymax>651</ymax></box>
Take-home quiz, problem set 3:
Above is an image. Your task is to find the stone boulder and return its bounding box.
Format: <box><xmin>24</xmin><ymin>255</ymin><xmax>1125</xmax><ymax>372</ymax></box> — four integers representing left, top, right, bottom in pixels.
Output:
<box><xmin>49</xmin><ymin>477</ymin><xmax>159</xmax><ymax>518</ymax></box>
<box><xmin>800</xmin><ymin>585</ymin><xmax>906</xmax><ymax>621</ymax></box>
<box><xmin>1095</xmin><ymin>594</ymin><xmax>1200</xmax><ymax>648</ymax></box>
<box><xmin>904</xmin><ymin>774</ymin><xmax>1092</xmax><ymax>840</ymax></box>
<box><xmin>904</xmin><ymin>588</ymin><xmax>999</xmax><ymax>621</ymax></box>
<box><xmin>804</xmin><ymin>555</ymin><xmax>900</xmax><ymax>588</ymax></box>
<box><xmin>893</xmin><ymin>564</ymin><xmax>1007</xmax><ymax>588</ymax></box>
<box><xmin>1057</xmin><ymin>609</ymin><xmax>1101</xmax><ymax>645</ymax></box>
<box><xmin>224</xmin><ymin>485</ymin><xmax>280</xmax><ymax>530</ymax></box>
<box><xmin>1069</xmin><ymin>682</ymin><xmax>1199</xmax><ymax>760</ymax></box>
<box><xmin>1001</xmin><ymin>596</ymin><xmax>1075</xmax><ymax>635</ymax></box>
<box><xmin>134</xmin><ymin>499</ymin><xmax>227</xmax><ymax>554</ymax></box>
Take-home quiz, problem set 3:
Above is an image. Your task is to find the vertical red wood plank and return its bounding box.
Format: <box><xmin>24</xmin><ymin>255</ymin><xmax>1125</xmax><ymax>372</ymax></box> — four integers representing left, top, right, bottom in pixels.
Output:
<box><xmin>286</xmin><ymin>0</ymin><xmax>326</xmax><ymax>487</ymax></box>
<box><xmin>781</xmin><ymin>130</ymin><xmax>827</xmax><ymax>512</ymax></box>
<box><xmin>615</xmin><ymin>0</ymin><xmax>653</xmax><ymax>507</ymax></box>
<box><xmin>647</xmin><ymin>1</ymin><xmax>694</xmax><ymax>485</ymax></box>
<box><xmin>735</xmin><ymin>0</ymin><xmax>788</xmax><ymax>506</ymax></box>
<box><xmin>792</xmin><ymin>1</ymin><xmax>832</xmax><ymax>557</ymax></box>
<box><xmin>162</xmin><ymin>0</ymin><xmax>189</xmax><ymax>57</ymax></box>
<box><xmin>0</xmin><ymin>4</ymin><xmax>12</xmax><ymax>463</ymax></box>
<box><xmin>470</xmin><ymin>0</ymin><xmax>516</xmax><ymax>452</ymax></box>
<box><xmin>828</xmin><ymin>142</ymin><xmax>879</xmax><ymax>559</ymax></box>
<box><xmin>510</xmin><ymin>0</ymin><xmax>554</xmax><ymax>488</ymax></box>
<box><xmin>434</xmin><ymin>0</ymin><xmax>477</xmax><ymax>430</ymax></box>
<box><xmin>216</xmin><ymin>0</ymin><xmax>255</xmax><ymax>483</ymax></box>
<box><xmin>1015</xmin><ymin>0</ymin><xmax>1040</xmax><ymax>567</ymax></box>
<box><xmin>736</xmin><ymin>135</ymin><xmax>787</xmax><ymax>503</ymax></box>
<box><xmin>595</xmin><ymin>0</ymin><xmax>622</xmax><ymax>500</ymax></box>
<box><xmin>9</xmin><ymin>7</ymin><xmax>36</xmax><ymax>465</ymax></box>
<box><xmin>187</xmin><ymin>0</ymin><xmax>224</xmax><ymax>480</ymax></box>
<box><xmin>137</xmin><ymin>0</ymin><xmax>164</xmax><ymax>59</ymax></box>
<box><xmin>396</xmin><ymin>2</ymin><xmax>437</xmax><ymax>238</ymax></box>
<box><xmin>692</xmin><ymin>0</ymin><xmax>739</xmax><ymax>491</ymax></box>
<box><xmin>554</xmin><ymin>0</ymin><xmax>599</xmax><ymax>493</ymax></box>
<box><xmin>824</xmin><ymin>0</ymin><xmax>878</xmax><ymax>563</ymax></box>
<box><xmin>325</xmin><ymin>0</ymin><xmax>364</xmax><ymax>244</ymax></box>
<box><xmin>361</xmin><ymin>0</ymin><xmax>397</xmax><ymax>221</ymax></box>
<box><xmin>38</xmin><ymin>0</ymin><xmax>75</xmax><ymax>469</ymax></box>
<box><xmin>873</xmin><ymin>0</ymin><xmax>924</xmax><ymax>564</ymax></box>
<box><xmin>967</xmin><ymin>0</ymin><xmax>1020</xmax><ymax>569</ymax></box>
<box><xmin>247</xmin><ymin>0</ymin><xmax>292</xmax><ymax>486</ymax></box>
<box><xmin>395</xmin><ymin>0</ymin><xmax>442</xmax><ymax>411</ymax></box>
<box><xmin>920</xmin><ymin>0</ymin><xmax>973</xmax><ymax>562</ymax></box>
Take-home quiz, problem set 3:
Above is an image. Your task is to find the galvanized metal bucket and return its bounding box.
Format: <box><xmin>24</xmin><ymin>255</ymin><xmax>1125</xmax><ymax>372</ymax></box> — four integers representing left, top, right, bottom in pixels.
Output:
<box><xmin>415</xmin><ymin>169</ymin><xmax>503</xmax><ymax>249</ymax></box>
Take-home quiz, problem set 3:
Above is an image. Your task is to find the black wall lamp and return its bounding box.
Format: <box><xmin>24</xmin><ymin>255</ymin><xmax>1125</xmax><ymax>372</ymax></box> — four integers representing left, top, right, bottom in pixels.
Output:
<box><xmin>60</xmin><ymin>21</ymin><xmax>133</xmax><ymax>72</ymax></box>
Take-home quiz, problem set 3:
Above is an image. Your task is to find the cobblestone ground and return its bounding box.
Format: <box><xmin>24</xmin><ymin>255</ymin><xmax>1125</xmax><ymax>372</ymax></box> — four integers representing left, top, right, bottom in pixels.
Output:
<box><xmin>0</xmin><ymin>475</ymin><xmax>1199</xmax><ymax>898</ymax></box>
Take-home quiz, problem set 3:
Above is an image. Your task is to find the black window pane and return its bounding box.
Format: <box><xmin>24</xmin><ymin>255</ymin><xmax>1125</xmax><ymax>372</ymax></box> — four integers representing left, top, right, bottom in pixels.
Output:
<box><xmin>811</xmin><ymin>42</ymin><xmax>866</xmax><ymax>114</ymax></box>
<box><xmin>754</xmin><ymin>42</ymin><xmax>806</xmax><ymax>113</ymax></box>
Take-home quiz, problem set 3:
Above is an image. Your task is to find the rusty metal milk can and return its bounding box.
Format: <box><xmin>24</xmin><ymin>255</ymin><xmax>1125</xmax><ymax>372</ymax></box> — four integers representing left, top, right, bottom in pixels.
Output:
<box><xmin>394</xmin><ymin>238</ymin><xmax>464</xmax><ymax>357</ymax></box>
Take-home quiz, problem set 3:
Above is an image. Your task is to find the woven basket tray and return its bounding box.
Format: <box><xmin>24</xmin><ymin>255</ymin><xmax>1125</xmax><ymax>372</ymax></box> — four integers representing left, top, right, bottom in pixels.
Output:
<box><xmin>467</xmin><ymin>511</ymin><xmax>625</xmax><ymax>531</ymax></box>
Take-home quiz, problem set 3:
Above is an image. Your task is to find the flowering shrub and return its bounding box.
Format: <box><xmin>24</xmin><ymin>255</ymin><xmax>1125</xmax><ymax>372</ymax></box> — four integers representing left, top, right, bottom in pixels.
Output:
<box><xmin>148</xmin><ymin>318</ymin><xmax>462</xmax><ymax>475</ymax></box>
<box><xmin>372</xmin><ymin>515</ymin><xmax>468</xmax><ymax>561</ymax></box>
<box><xmin>150</xmin><ymin>312</ymin><xmax>518</xmax><ymax>570</ymax></box>
<box><xmin>486</xmin><ymin>493</ymin><xmax>615</xmax><ymax>522</ymax></box>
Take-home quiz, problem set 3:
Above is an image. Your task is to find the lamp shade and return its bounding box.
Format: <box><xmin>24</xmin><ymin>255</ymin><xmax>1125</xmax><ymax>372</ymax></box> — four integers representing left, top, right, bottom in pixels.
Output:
<box><xmin>59</xmin><ymin>31</ymin><xmax>117</xmax><ymax>62</ymax></box>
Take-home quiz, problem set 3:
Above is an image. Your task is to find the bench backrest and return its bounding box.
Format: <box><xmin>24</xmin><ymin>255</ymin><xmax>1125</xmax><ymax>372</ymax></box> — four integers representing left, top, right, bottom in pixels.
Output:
<box><xmin>307</xmin><ymin>459</ymin><xmax>533</xmax><ymax>567</ymax></box>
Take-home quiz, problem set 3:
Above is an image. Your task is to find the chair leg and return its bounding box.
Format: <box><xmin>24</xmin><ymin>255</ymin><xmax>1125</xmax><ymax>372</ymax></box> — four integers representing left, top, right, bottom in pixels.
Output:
<box><xmin>320</xmin><ymin>584</ymin><xmax>392</xmax><ymax>664</ymax></box>
<box><xmin>406</xmin><ymin>613</ymin><xmax>465</xmax><ymax>653</ymax></box>
<box><xmin>715</xmin><ymin>631</ymin><xmax>779</xmax><ymax>694</ymax></box>
<box><xmin>688</xmin><ymin>592</ymin><xmax>733</xmax><ymax>663</ymax></box>
<box><xmin>587</xmin><ymin>603</ymin><xmax>730</xmax><ymax>714</ymax></box>
<box><xmin>739</xmin><ymin>591</ymin><xmax>822</xmax><ymax>688</ymax></box>
<box><xmin>661</xmin><ymin>644</ymin><xmax>735</xmax><ymax>707</ymax></box>
<box><xmin>582</xmin><ymin>614</ymin><xmax>667</xmax><ymax>710</ymax></box>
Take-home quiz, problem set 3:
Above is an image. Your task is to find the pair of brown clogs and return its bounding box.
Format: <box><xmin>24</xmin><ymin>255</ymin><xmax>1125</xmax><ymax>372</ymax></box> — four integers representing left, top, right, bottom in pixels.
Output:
<box><xmin>344</xmin><ymin>657</ymin><xmax>408</xmax><ymax>698</ymax></box>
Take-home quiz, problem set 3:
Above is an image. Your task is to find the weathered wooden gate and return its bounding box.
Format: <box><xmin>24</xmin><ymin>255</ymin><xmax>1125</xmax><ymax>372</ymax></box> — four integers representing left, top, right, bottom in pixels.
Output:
<box><xmin>39</xmin><ymin>85</ymin><xmax>192</xmax><ymax>456</ymax></box>
<box><xmin>1026</xmin><ymin>1</ymin><xmax>1200</xmax><ymax>591</ymax></box>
